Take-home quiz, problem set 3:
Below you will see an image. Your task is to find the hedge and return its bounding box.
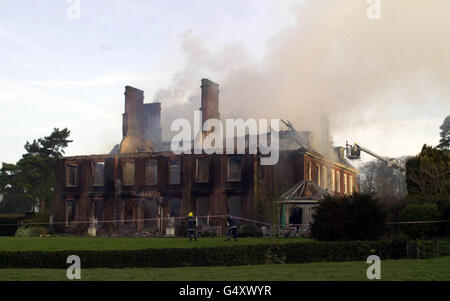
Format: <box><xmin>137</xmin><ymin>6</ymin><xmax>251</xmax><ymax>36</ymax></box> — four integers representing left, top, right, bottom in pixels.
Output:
<box><xmin>0</xmin><ymin>214</ymin><xmax>26</xmax><ymax>236</ymax></box>
<box><xmin>0</xmin><ymin>241</ymin><xmax>406</xmax><ymax>269</ymax></box>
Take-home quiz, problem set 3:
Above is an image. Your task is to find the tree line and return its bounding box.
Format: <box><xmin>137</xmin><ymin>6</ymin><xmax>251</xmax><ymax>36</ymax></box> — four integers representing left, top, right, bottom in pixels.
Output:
<box><xmin>312</xmin><ymin>115</ymin><xmax>450</xmax><ymax>241</ymax></box>
<box><xmin>0</xmin><ymin>128</ymin><xmax>72</xmax><ymax>213</ymax></box>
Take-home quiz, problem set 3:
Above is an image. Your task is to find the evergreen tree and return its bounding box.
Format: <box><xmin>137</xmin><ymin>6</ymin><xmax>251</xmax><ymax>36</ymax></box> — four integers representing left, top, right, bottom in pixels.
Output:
<box><xmin>437</xmin><ymin>115</ymin><xmax>450</xmax><ymax>150</ymax></box>
<box><xmin>0</xmin><ymin>128</ymin><xmax>72</xmax><ymax>213</ymax></box>
<box><xmin>406</xmin><ymin>144</ymin><xmax>449</xmax><ymax>199</ymax></box>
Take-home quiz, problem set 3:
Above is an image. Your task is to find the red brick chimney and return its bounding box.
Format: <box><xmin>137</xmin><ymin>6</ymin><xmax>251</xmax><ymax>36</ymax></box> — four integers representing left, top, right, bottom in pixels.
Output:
<box><xmin>200</xmin><ymin>79</ymin><xmax>220</xmax><ymax>123</ymax></box>
<box><xmin>122</xmin><ymin>86</ymin><xmax>144</xmax><ymax>139</ymax></box>
<box><xmin>200</xmin><ymin>79</ymin><xmax>220</xmax><ymax>138</ymax></box>
<box><xmin>120</xmin><ymin>86</ymin><xmax>160</xmax><ymax>154</ymax></box>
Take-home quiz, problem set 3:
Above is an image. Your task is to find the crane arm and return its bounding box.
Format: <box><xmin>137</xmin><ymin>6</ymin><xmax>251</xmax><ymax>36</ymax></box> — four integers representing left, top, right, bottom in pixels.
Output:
<box><xmin>347</xmin><ymin>142</ymin><xmax>406</xmax><ymax>173</ymax></box>
<box><xmin>356</xmin><ymin>145</ymin><xmax>390</xmax><ymax>164</ymax></box>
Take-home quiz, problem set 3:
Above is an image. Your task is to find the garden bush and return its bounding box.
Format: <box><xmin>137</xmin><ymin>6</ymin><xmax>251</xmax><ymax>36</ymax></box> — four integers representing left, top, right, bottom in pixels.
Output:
<box><xmin>0</xmin><ymin>240</ymin><xmax>406</xmax><ymax>269</ymax></box>
<box><xmin>239</xmin><ymin>224</ymin><xmax>263</xmax><ymax>237</ymax></box>
<box><xmin>22</xmin><ymin>213</ymin><xmax>51</xmax><ymax>230</ymax></box>
<box><xmin>15</xmin><ymin>225</ymin><xmax>49</xmax><ymax>237</ymax></box>
<box><xmin>0</xmin><ymin>214</ymin><xmax>26</xmax><ymax>236</ymax></box>
<box><xmin>30</xmin><ymin>226</ymin><xmax>49</xmax><ymax>237</ymax></box>
<box><xmin>398</xmin><ymin>203</ymin><xmax>441</xmax><ymax>239</ymax></box>
<box><xmin>311</xmin><ymin>194</ymin><xmax>387</xmax><ymax>241</ymax></box>
<box><xmin>310</xmin><ymin>197</ymin><xmax>348</xmax><ymax>241</ymax></box>
<box><xmin>436</xmin><ymin>198</ymin><xmax>450</xmax><ymax>237</ymax></box>
<box><xmin>15</xmin><ymin>225</ymin><xmax>32</xmax><ymax>237</ymax></box>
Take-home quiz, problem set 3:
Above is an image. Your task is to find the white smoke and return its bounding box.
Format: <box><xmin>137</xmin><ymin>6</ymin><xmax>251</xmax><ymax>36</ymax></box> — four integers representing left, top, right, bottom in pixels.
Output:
<box><xmin>155</xmin><ymin>0</ymin><xmax>450</xmax><ymax>157</ymax></box>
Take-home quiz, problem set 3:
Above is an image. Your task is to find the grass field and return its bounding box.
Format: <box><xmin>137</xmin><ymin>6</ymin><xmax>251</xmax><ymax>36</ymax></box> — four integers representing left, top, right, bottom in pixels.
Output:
<box><xmin>0</xmin><ymin>236</ymin><xmax>449</xmax><ymax>281</ymax></box>
<box><xmin>0</xmin><ymin>256</ymin><xmax>449</xmax><ymax>281</ymax></box>
<box><xmin>0</xmin><ymin>236</ymin><xmax>313</xmax><ymax>251</ymax></box>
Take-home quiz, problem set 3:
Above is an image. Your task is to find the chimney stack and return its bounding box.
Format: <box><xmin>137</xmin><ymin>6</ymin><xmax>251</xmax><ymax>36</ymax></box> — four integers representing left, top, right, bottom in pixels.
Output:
<box><xmin>122</xmin><ymin>86</ymin><xmax>144</xmax><ymax>139</ymax></box>
<box><xmin>200</xmin><ymin>79</ymin><xmax>220</xmax><ymax>123</ymax></box>
<box><xmin>120</xmin><ymin>86</ymin><xmax>160</xmax><ymax>154</ymax></box>
<box><xmin>143</xmin><ymin>102</ymin><xmax>162</xmax><ymax>151</ymax></box>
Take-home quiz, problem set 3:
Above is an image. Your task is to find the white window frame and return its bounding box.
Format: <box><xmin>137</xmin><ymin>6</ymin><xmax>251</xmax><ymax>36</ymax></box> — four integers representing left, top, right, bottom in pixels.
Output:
<box><xmin>308</xmin><ymin>161</ymin><xmax>312</xmax><ymax>181</ymax></box>
<box><xmin>344</xmin><ymin>173</ymin><xmax>348</xmax><ymax>194</ymax></box>
<box><xmin>336</xmin><ymin>171</ymin><xmax>341</xmax><ymax>193</ymax></box>
<box><xmin>331</xmin><ymin>169</ymin><xmax>335</xmax><ymax>191</ymax></box>
<box><xmin>316</xmin><ymin>164</ymin><xmax>320</xmax><ymax>186</ymax></box>
<box><xmin>349</xmin><ymin>175</ymin><xmax>353</xmax><ymax>194</ymax></box>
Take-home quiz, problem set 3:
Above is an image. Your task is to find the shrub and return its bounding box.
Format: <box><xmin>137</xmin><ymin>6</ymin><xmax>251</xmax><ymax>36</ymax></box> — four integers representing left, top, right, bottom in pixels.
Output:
<box><xmin>15</xmin><ymin>225</ymin><xmax>32</xmax><ymax>237</ymax></box>
<box><xmin>15</xmin><ymin>225</ymin><xmax>49</xmax><ymax>237</ymax></box>
<box><xmin>344</xmin><ymin>194</ymin><xmax>387</xmax><ymax>241</ymax></box>
<box><xmin>239</xmin><ymin>224</ymin><xmax>263</xmax><ymax>237</ymax></box>
<box><xmin>0</xmin><ymin>240</ymin><xmax>406</xmax><ymax>269</ymax></box>
<box><xmin>436</xmin><ymin>198</ymin><xmax>450</xmax><ymax>237</ymax></box>
<box><xmin>22</xmin><ymin>213</ymin><xmax>50</xmax><ymax>228</ymax></box>
<box><xmin>310</xmin><ymin>196</ymin><xmax>348</xmax><ymax>241</ymax></box>
<box><xmin>398</xmin><ymin>203</ymin><xmax>441</xmax><ymax>239</ymax></box>
<box><xmin>0</xmin><ymin>214</ymin><xmax>26</xmax><ymax>236</ymax></box>
<box><xmin>311</xmin><ymin>194</ymin><xmax>387</xmax><ymax>241</ymax></box>
<box><xmin>30</xmin><ymin>226</ymin><xmax>49</xmax><ymax>237</ymax></box>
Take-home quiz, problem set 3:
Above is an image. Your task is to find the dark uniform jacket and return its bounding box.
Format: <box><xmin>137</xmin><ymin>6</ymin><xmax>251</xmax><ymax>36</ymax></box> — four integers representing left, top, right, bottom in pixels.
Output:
<box><xmin>187</xmin><ymin>217</ymin><xmax>196</xmax><ymax>231</ymax></box>
<box><xmin>226</xmin><ymin>217</ymin><xmax>237</xmax><ymax>229</ymax></box>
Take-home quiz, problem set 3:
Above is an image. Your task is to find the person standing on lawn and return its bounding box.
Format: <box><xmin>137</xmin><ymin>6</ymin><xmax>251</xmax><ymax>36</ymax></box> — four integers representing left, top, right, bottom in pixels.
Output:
<box><xmin>225</xmin><ymin>215</ymin><xmax>238</xmax><ymax>241</ymax></box>
<box><xmin>187</xmin><ymin>212</ymin><xmax>197</xmax><ymax>242</ymax></box>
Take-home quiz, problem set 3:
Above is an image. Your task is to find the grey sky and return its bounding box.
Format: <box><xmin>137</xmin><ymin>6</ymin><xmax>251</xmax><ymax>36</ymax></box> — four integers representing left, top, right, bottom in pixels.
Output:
<box><xmin>0</xmin><ymin>0</ymin><xmax>448</xmax><ymax>165</ymax></box>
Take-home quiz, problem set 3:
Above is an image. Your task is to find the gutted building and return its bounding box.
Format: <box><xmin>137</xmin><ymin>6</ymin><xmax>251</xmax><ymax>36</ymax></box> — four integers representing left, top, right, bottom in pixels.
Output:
<box><xmin>54</xmin><ymin>79</ymin><xmax>358</xmax><ymax>235</ymax></box>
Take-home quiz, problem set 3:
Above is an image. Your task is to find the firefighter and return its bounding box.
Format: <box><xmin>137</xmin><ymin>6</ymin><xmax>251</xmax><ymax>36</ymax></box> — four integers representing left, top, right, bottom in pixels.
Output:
<box><xmin>225</xmin><ymin>215</ymin><xmax>238</xmax><ymax>241</ymax></box>
<box><xmin>187</xmin><ymin>212</ymin><xmax>197</xmax><ymax>242</ymax></box>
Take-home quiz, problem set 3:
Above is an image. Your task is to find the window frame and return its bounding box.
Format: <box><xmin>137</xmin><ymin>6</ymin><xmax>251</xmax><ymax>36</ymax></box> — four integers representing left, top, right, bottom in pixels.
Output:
<box><xmin>349</xmin><ymin>175</ymin><xmax>353</xmax><ymax>194</ymax></box>
<box><xmin>331</xmin><ymin>169</ymin><xmax>335</xmax><ymax>191</ymax></box>
<box><xmin>316</xmin><ymin>164</ymin><xmax>320</xmax><ymax>186</ymax></box>
<box><xmin>336</xmin><ymin>171</ymin><xmax>341</xmax><ymax>193</ymax></box>
<box><xmin>308</xmin><ymin>161</ymin><xmax>312</xmax><ymax>181</ymax></box>
<box><xmin>195</xmin><ymin>157</ymin><xmax>210</xmax><ymax>183</ymax></box>
<box><xmin>65</xmin><ymin>163</ymin><xmax>78</xmax><ymax>188</ymax></box>
<box><xmin>227</xmin><ymin>156</ymin><xmax>243</xmax><ymax>182</ymax></box>
<box><xmin>168</xmin><ymin>157</ymin><xmax>181</xmax><ymax>185</ymax></box>
<box><xmin>344</xmin><ymin>173</ymin><xmax>348</xmax><ymax>194</ymax></box>
<box><xmin>91</xmin><ymin>161</ymin><xmax>105</xmax><ymax>187</ymax></box>
<box><xmin>145</xmin><ymin>159</ymin><xmax>158</xmax><ymax>186</ymax></box>
<box><xmin>122</xmin><ymin>159</ymin><xmax>136</xmax><ymax>186</ymax></box>
<box><xmin>65</xmin><ymin>199</ymin><xmax>76</xmax><ymax>226</ymax></box>
<box><xmin>227</xmin><ymin>195</ymin><xmax>243</xmax><ymax>217</ymax></box>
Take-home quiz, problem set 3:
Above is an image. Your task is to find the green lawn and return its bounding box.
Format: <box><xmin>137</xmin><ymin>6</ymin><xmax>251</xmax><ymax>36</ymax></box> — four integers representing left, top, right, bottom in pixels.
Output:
<box><xmin>0</xmin><ymin>236</ymin><xmax>312</xmax><ymax>251</ymax></box>
<box><xmin>0</xmin><ymin>256</ymin><xmax>449</xmax><ymax>281</ymax></box>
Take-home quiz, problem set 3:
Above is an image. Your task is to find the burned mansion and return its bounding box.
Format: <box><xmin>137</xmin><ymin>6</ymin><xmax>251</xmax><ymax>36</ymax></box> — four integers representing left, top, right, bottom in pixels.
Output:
<box><xmin>54</xmin><ymin>79</ymin><xmax>359</xmax><ymax>235</ymax></box>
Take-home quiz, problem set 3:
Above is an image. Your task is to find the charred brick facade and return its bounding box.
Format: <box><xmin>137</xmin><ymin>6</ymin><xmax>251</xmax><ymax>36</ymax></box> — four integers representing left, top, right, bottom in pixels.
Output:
<box><xmin>54</xmin><ymin>79</ymin><xmax>358</xmax><ymax>235</ymax></box>
<box><xmin>54</xmin><ymin>150</ymin><xmax>358</xmax><ymax>235</ymax></box>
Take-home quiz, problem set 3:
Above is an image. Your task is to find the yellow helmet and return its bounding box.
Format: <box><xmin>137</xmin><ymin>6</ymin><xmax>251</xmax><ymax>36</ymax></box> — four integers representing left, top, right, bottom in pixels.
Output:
<box><xmin>188</xmin><ymin>212</ymin><xmax>193</xmax><ymax>217</ymax></box>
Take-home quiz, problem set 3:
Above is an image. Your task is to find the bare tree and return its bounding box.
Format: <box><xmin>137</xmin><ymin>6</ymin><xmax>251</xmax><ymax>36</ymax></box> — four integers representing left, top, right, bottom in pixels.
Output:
<box><xmin>359</xmin><ymin>157</ymin><xmax>407</xmax><ymax>205</ymax></box>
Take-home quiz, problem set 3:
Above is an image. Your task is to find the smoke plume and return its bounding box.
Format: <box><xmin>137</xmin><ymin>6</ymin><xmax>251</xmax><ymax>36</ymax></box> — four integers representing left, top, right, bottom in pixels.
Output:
<box><xmin>156</xmin><ymin>0</ymin><xmax>450</xmax><ymax>156</ymax></box>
